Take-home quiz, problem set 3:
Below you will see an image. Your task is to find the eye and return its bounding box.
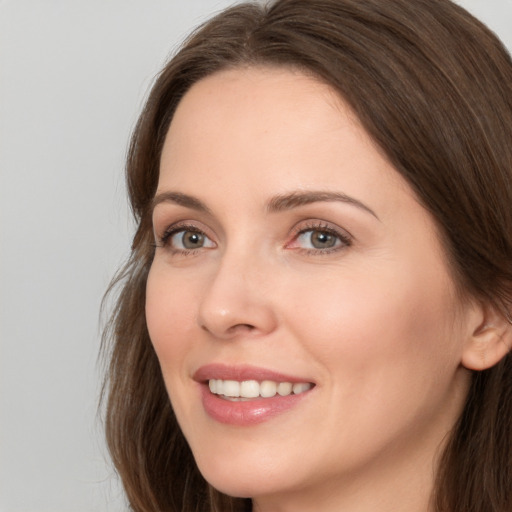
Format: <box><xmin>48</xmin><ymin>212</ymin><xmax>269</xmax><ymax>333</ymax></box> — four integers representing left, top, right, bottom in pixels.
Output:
<box><xmin>158</xmin><ymin>225</ymin><xmax>216</xmax><ymax>253</ymax></box>
<box><xmin>171</xmin><ymin>230</ymin><xmax>210</xmax><ymax>250</ymax></box>
<box><xmin>297</xmin><ymin>229</ymin><xmax>340</xmax><ymax>249</ymax></box>
<box><xmin>288</xmin><ymin>223</ymin><xmax>352</xmax><ymax>253</ymax></box>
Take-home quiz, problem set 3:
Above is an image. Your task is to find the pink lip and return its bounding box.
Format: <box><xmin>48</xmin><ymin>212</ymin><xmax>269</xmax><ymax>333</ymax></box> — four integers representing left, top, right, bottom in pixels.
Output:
<box><xmin>193</xmin><ymin>364</ymin><xmax>315</xmax><ymax>426</ymax></box>
<box><xmin>193</xmin><ymin>363</ymin><xmax>311</xmax><ymax>383</ymax></box>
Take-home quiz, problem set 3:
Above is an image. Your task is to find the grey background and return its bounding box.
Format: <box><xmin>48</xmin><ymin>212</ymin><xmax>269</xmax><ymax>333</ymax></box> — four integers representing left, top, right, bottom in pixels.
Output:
<box><xmin>1</xmin><ymin>1</ymin><xmax>510</xmax><ymax>511</ymax></box>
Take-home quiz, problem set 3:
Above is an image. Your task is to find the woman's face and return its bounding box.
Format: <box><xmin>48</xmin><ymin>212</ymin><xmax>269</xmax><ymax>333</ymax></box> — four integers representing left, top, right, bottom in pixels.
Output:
<box><xmin>146</xmin><ymin>67</ymin><xmax>474</xmax><ymax>509</ymax></box>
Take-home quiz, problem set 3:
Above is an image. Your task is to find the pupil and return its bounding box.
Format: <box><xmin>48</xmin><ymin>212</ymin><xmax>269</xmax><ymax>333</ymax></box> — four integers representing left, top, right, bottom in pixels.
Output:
<box><xmin>183</xmin><ymin>231</ymin><xmax>203</xmax><ymax>249</ymax></box>
<box><xmin>311</xmin><ymin>231</ymin><xmax>335</xmax><ymax>248</ymax></box>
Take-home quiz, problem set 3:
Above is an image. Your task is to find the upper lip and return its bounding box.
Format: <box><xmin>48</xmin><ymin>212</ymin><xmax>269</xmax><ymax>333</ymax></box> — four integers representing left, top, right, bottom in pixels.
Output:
<box><xmin>193</xmin><ymin>363</ymin><xmax>314</xmax><ymax>384</ymax></box>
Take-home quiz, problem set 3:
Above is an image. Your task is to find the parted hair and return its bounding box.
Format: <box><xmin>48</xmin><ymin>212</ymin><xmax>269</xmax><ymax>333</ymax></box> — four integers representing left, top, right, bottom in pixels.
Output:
<box><xmin>102</xmin><ymin>1</ymin><xmax>512</xmax><ymax>510</ymax></box>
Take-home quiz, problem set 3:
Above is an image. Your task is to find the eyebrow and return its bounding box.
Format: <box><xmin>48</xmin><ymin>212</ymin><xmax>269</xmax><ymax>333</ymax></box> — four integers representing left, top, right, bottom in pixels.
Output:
<box><xmin>267</xmin><ymin>191</ymin><xmax>379</xmax><ymax>219</ymax></box>
<box><xmin>151</xmin><ymin>191</ymin><xmax>212</xmax><ymax>215</ymax></box>
<box><xmin>151</xmin><ymin>190</ymin><xmax>379</xmax><ymax>220</ymax></box>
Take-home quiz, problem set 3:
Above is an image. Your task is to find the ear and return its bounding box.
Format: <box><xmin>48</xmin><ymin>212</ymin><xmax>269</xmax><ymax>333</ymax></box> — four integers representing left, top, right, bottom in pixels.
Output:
<box><xmin>461</xmin><ymin>302</ymin><xmax>512</xmax><ymax>371</ymax></box>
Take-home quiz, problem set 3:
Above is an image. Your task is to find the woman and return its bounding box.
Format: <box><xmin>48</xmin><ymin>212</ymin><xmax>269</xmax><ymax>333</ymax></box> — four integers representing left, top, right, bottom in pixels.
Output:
<box><xmin>102</xmin><ymin>0</ymin><xmax>512</xmax><ymax>510</ymax></box>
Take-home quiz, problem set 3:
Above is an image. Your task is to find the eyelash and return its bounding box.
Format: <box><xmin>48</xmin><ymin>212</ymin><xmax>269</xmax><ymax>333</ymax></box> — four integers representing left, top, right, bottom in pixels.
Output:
<box><xmin>153</xmin><ymin>220</ymin><xmax>352</xmax><ymax>256</ymax></box>
<box><xmin>155</xmin><ymin>222</ymin><xmax>213</xmax><ymax>255</ymax></box>
<box><xmin>289</xmin><ymin>221</ymin><xmax>352</xmax><ymax>255</ymax></box>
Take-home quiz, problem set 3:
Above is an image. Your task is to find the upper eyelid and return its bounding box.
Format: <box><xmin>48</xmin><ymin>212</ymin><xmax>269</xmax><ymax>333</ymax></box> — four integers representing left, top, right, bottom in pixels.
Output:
<box><xmin>291</xmin><ymin>219</ymin><xmax>353</xmax><ymax>239</ymax></box>
<box><xmin>162</xmin><ymin>224</ymin><xmax>207</xmax><ymax>239</ymax></box>
<box><xmin>152</xmin><ymin>205</ymin><xmax>220</xmax><ymax>236</ymax></box>
<box><xmin>154</xmin><ymin>218</ymin><xmax>212</xmax><ymax>235</ymax></box>
<box><xmin>151</xmin><ymin>200</ymin><xmax>215</xmax><ymax>232</ymax></box>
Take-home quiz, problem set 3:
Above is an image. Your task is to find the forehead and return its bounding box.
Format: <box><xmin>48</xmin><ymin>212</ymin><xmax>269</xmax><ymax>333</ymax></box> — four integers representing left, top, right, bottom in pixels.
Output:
<box><xmin>159</xmin><ymin>67</ymin><xmax>403</xmax><ymax>199</ymax></box>
<box><xmin>164</xmin><ymin>67</ymin><xmax>351</xmax><ymax>155</ymax></box>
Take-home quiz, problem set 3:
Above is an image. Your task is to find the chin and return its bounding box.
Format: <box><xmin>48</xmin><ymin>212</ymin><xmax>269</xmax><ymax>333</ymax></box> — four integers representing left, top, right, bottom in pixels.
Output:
<box><xmin>201</xmin><ymin>470</ymin><xmax>266</xmax><ymax>499</ymax></box>
<box><xmin>193</xmin><ymin>451</ymin><xmax>295</xmax><ymax>500</ymax></box>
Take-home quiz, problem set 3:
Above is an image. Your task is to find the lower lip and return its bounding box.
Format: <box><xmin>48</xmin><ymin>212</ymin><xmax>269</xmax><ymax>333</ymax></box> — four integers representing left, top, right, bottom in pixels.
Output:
<box><xmin>200</xmin><ymin>384</ymin><xmax>311</xmax><ymax>426</ymax></box>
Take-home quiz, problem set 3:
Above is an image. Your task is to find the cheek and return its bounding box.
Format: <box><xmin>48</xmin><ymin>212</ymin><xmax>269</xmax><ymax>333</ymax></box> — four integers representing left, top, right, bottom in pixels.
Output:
<box><xmin>281</xmin><ymin>262</ymin><xmax>465</xmax><ymax>456</ymax></box>
<box><xmin>145</xmin><ymin>264</ymin><xmax>206</xmax><ymax>428</ymax></box>
<box><xmin>145</xmin><ymin>264</ymin><xmax>197</xmax><ymax>368</ymax></box>
<box><xmin>282</xmin><ymin>258</ymin><xmax>460</xmax><ymax>376</ymax></box>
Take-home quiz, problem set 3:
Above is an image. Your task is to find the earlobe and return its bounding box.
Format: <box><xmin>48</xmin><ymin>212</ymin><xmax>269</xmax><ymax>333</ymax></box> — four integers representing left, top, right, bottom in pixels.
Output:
<box><xmin>461</xmin><ymin>305</ymin><xmax>512</xmax><ymax>371</ymax></box>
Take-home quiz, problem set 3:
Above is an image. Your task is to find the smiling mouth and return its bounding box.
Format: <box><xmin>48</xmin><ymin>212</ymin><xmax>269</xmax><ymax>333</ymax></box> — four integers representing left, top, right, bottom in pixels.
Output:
<box><xmin>209</xmin><ymin>379</ymin><xmax>313</xmax><ymax>400</ymax></box>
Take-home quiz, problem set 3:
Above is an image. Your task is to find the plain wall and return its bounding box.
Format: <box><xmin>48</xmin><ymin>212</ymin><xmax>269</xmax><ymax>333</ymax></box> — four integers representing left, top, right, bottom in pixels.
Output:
<box><xmin>0</xmin><ymin>1</ymin><xmax>510</xmax><ymax>511</ymax></box>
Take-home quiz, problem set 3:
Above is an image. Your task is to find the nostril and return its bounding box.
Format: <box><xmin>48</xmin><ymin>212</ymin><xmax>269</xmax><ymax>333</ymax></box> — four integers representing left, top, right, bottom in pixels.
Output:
<box><xmin>228</xmin><ymin>323</ymin><xmax>256</xmax><ymax>333</ymax></box>
<box><xmin>200</xmin><ymin>323</ymin><xmax>255</xmax><ymax>335</ymax></box>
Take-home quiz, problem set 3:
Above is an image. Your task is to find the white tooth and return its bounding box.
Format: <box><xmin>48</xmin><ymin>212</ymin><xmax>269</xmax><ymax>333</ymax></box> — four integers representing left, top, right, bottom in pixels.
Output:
<box><xmin>277</xmin><ymin>382</ymin><xmax>293</xmax><ymax>396</ymax></box>
<box><xmin>260</xmin><ymin>380</ymin><xmax>277</xmax><ymax>398</ymax></box>
<box><xmin>292</xmin><ymin>382</ymin><xmax>311</xmax><ymax>394</ymax></box>
<box><xmin>223</xmin><ymin>380</ymin><xmax>240</xmax><ymax>397</ymax></box>
<box><xmin>210</xmin><ymin>379</ymin><xmax>310</xmax><ymax>398</ymax></box>
<box><xmin>240</xmin><ymin>380</ymin><xmax>260</xmax><ymax>398</ymax></box>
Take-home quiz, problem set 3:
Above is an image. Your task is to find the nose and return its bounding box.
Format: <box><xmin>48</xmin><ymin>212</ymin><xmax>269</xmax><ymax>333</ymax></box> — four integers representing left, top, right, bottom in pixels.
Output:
<box><xmin>197</xmin><ymin>252</ymin><xmax>278</xmax><ymax>340</ymax></box>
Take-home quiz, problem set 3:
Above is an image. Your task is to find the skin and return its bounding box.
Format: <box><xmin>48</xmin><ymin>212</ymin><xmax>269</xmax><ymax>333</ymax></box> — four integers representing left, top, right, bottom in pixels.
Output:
<box><xmin>146</xmin><ymin>67</ymin><xmax>483</xmax><ymax>512</ymax></box>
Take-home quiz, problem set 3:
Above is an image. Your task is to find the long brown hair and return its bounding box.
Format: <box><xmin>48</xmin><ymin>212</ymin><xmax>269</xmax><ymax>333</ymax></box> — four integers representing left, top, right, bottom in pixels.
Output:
<box><xmin>101</xmin><ymin>1</ymin><xmax>512</xmax><ymax>510</ymax></box>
